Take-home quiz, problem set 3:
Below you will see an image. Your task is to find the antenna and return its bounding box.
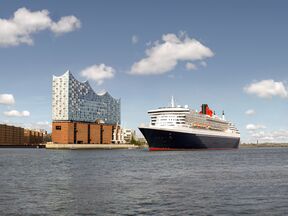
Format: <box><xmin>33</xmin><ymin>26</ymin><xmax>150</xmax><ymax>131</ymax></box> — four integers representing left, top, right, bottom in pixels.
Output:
<box><xmin>171</xmin><ymin>96</ymin><xmax>175</xmax><ymax>108</ymax></box>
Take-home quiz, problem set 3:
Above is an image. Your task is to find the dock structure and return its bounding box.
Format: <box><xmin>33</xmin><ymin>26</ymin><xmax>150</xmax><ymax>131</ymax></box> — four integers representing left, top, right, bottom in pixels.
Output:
<box><xmin>45</xmin><ymin>143</ymin><xmax>138</xmax><ymax>150</ymax></box>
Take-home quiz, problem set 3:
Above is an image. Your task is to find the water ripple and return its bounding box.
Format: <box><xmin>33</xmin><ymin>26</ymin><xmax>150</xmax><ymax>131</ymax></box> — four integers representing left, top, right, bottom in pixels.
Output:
<box><xmin>0</xmin><ymin>148</ymin><xmax>288</xmax><ymax>215</ymax></box>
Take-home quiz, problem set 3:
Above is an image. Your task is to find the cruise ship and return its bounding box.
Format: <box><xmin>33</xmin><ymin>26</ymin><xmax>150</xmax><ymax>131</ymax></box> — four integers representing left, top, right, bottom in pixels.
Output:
<box><xmin>139</xmin><ymin>97</ymin><xmax>240</xmax><ymax>150</ymax></box>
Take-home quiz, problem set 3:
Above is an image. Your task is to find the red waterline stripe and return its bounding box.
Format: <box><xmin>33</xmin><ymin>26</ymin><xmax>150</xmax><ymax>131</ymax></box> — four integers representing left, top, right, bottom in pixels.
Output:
<box><xmin>149</xmin><ymin>147</ymin><xmax>238</xmax><ymax>151</ymax></box>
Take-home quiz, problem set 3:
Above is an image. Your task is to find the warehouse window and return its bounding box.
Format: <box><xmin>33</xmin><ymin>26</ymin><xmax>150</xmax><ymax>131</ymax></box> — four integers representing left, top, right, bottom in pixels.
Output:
<box><xmin>56</xmin><ymin>126</ymin><xmax>61</xmax><ymax>130</ymax></box>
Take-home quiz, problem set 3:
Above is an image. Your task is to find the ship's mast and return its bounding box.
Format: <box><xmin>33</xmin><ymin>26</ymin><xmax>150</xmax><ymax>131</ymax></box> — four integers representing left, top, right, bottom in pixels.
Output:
<box><xmin>171</xmin><ymin>96</ymin><xmax>175</xmax><ymax>108</ymax></box>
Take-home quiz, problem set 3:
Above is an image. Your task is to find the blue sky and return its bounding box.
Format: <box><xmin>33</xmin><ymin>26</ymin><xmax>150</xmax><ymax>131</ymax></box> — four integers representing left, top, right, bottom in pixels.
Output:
<box><xmin>0</xmin><ymin>0</ymin><xmax>288</xmax><ymax>142</ymax></box>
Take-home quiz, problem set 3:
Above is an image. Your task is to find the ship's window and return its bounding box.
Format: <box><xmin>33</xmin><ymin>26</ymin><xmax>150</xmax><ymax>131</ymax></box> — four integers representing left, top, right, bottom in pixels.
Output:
<box><xmin>56</xmin><ymin>126</ymin><xmax>61</xmax><ymax>130</ymax></box>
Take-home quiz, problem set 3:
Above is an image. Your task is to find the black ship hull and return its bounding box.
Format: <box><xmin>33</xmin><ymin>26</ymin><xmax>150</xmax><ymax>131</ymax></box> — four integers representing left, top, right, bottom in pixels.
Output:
<box><xmin>139</xmin><ymin>127</ymin><xmax>240</xmax><ymax>151</ymax></box>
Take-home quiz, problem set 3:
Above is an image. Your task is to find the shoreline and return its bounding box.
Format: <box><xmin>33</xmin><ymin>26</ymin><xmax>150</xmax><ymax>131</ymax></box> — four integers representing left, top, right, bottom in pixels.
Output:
<box><xmin>240</xmin><ymin>143</ymin><xmax>288</xmax><ymax>148</ymax></box>
<box><xmin>45</xmin><ymin>143</ymin><xmax>139</xmax><ymax>150</ymax></box>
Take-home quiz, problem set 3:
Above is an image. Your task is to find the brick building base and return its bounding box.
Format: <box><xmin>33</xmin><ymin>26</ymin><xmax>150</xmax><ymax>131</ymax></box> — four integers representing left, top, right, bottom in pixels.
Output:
<box><xmin>52</xmin><ymin>121</ymin><xmax>116</xmax><ymax>144</ymax></box>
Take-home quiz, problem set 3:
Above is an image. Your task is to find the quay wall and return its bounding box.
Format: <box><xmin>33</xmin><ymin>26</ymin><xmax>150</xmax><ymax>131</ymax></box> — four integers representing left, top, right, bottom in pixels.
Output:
<box><xmin>46</xmin><ymin>143</ymin><xmax>138</xmax><ymax>150</ymax></box>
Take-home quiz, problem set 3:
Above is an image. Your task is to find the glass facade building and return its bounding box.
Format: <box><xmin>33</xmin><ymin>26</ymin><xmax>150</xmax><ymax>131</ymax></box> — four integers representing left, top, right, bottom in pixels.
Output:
<box><xmin>52</xmin><ymin>71</ymin><xmax>120</xmax><ymax>124</ymax></box>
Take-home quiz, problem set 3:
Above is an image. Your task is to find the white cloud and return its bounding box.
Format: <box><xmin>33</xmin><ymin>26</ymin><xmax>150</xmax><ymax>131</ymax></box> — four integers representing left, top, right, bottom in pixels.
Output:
<box><xmin>0</xmin><ymin>94</ymin><xmax>15</xmax><ymax>105</ymax></box>
<box><xmin>35</xmin><ymin>121</ymin><xmax>51</xmax><ymax>131</ymax></box>
<box><xmin>185</xmin><ymin>62</ymin><xmax>197</xmax><ymax>71</ymax></box>
<box><xmin>244</xmin><ymin>79</ymin><xmax>288</xmax><ymax>98</ymax></box>
<box><xmin>0</xmin><ymin>120</ymin><xmax>51</xmax><ymax>132</ymax></box>
<box><xmin>132</xmin><ymin>35</ymin><xmax>139</xmax><ymax>44</ymax></box>
<box><xmin>200</xmin><ymin>61</ymin><xmax>207</xmax><ymax>67</ymax></box>
<box><xmin>36</xmin><ymin>121</ymin><xmax>50</xmax><ymax>125</ymax></box>
<box><xmin>245</xmin><ymin>109</ymin><xmax>256</xmax><ymax>115</ymax></box>
<box><xmin>4</xmin><ymin>110</ymin><xmax>30</xmax><ymax>117</ymax></box>
<box><xmin>130</xmin><ymin>32</ymin><xmax>214</xmax><ymax>75</ymax></box>
<box><xmin>80</xmin><ymin>64</ymin><xmax>115</xmax><ymax>85</ymax></box>
<box><xmin>51</xmin><ymin>16</ymin><xmax>81</xmax><ymax>35</ymax></box>
<box><xmin>0</xmin><ymin>7</ymin><xmax>81</xmax><ymax>47</ymax></box>
<box><xmin>246</xmin><ymin>124</ymin><xmax>266</xmax><ymax>130</ymax></box>
<box><xmin>97</xmin><ymin>89</ymin><xmax>107</xmax><ymax>96</ymax></box>
<box><xmin>250</xmin><ymin>129</ymin><xmax>288</xmax><ymax>143</ymax></box>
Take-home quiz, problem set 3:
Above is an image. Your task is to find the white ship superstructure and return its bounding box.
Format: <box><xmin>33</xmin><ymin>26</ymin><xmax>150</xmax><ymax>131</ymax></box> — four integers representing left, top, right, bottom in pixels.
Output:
<box><xmin>148</xmin><ymin>97</ymin><xmax>239</xmax><ymax>135</ymax></box>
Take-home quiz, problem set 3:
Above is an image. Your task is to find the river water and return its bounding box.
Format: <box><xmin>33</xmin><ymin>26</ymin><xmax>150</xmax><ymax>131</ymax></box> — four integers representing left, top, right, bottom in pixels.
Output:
<box><xmin>0</xmin><ymin>148</ymin><xmax>287</xmax><ymax>215</ymax></box>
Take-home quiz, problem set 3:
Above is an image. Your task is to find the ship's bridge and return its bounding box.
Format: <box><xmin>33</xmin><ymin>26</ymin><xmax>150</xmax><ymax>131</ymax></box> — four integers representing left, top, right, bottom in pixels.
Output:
<box><xmin>148</xmin><ymin>107</ymin><xmax>190</xmax><ymax>127</ymax></box>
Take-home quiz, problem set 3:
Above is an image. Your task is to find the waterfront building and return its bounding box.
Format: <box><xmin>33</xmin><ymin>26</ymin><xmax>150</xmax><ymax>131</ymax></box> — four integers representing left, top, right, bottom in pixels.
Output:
<box><xmin>52</xmin><ymin>70</ymin><xmax>120</xmax><ymax>124</ymax></box>
<box><xmin>112</xmin><ymin>124</ymin><xmax>125</xmax><ymax>144</ymax></box>
<box><xmin>52</xmin><ymin>121</ymin><xmax>117</xmax><ymax>144</ymax></box>
<box><xmin>111</xmin><ymin>127</ymin><xmax>136</xmax><ymax>144</ymax></box>
<box><xmin>24</xmin><ymin>129</ymin><xmax>45</xmax><ymax>146</ymax></box>
<box><xmin>0</xmin><ymin>124</ymin><xmax>24</xmax><ymax>146</ymax></box>
<box><xmin>0</xmin><ymin>124</ymin><xmax>45</xmax><ymax>146</ymax></box>
<box><xmin>52</xmin><ymin>71</ymin><xmax>121</xmax><ymax>144</ymax></box>
<box><xmin>123</xmin><ymin>128</ymin><xmax>136</xmax><ymax>143</ymax></box>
